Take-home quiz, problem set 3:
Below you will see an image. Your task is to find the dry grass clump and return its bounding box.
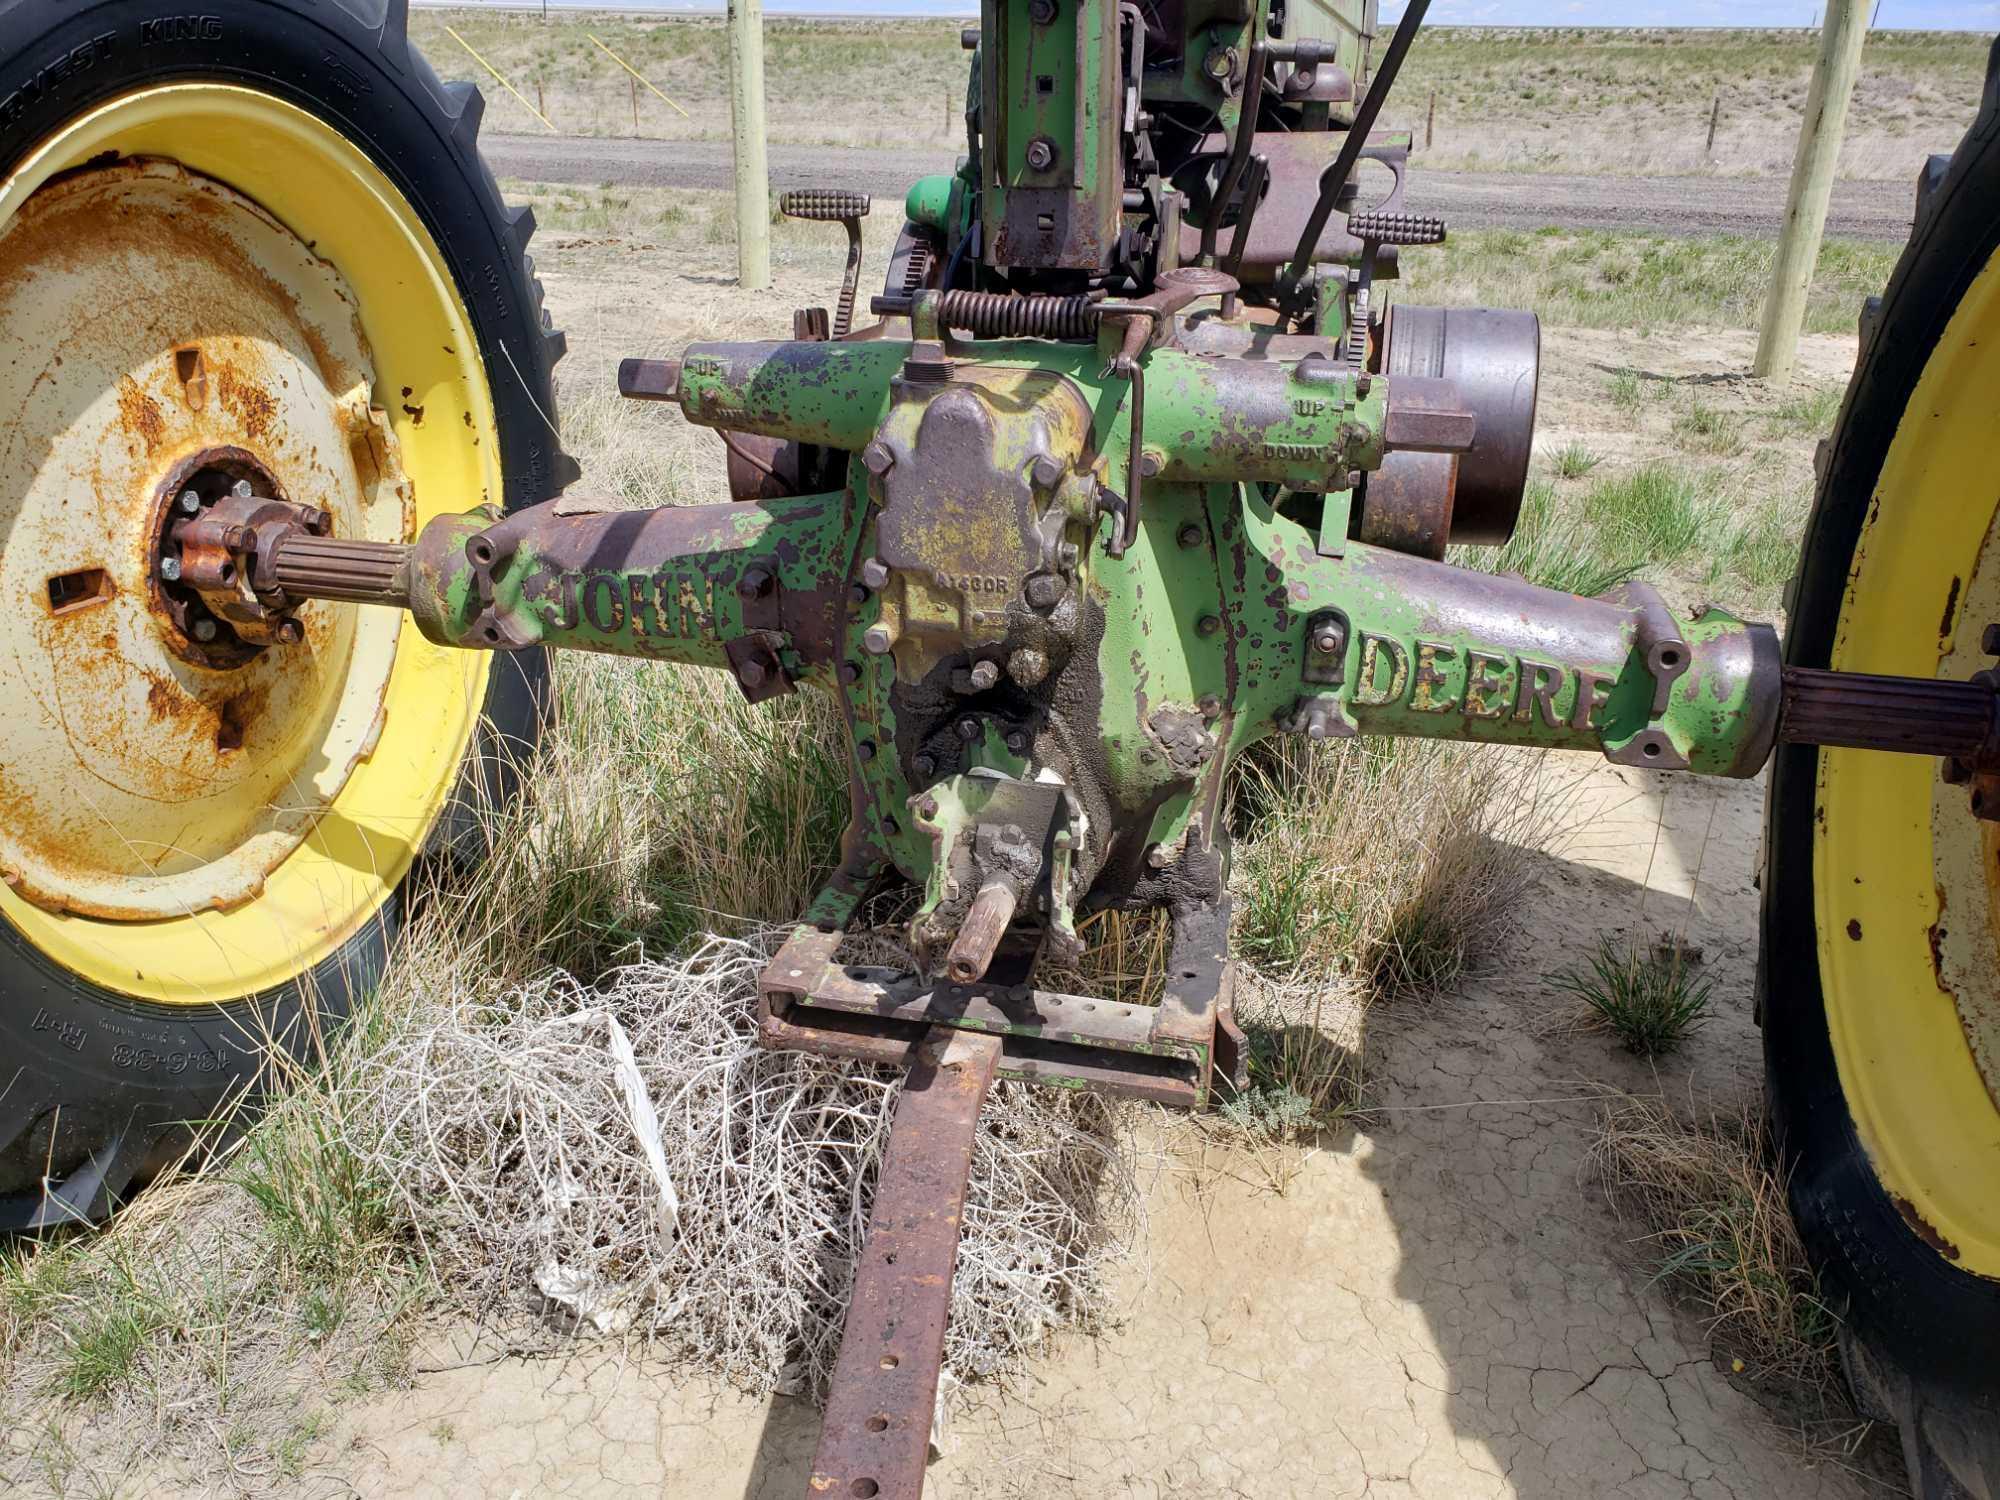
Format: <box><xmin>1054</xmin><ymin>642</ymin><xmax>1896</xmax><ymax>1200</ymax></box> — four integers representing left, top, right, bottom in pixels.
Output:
<box><xmin>1230</xmin><ymin>735</ymin><xmax>1571</xmax><ymax>998</ymax></box>
<box><xmin>1590</xmin><ymin>1092</ymin><xmax>1841</xmax><ymax>1395</ymax></box>
<box><xmin>345</xmin><ymin>935</ymin><xmax>1137</xmax><ymax>1404</ymax></box>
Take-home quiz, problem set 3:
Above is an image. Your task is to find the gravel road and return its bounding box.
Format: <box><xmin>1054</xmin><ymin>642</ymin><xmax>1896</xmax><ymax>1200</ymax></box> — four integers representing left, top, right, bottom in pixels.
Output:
<box><xmin>484</xmin><ymin>133</ymin><xmax>1917</xmax><ymax>242</ymax></box>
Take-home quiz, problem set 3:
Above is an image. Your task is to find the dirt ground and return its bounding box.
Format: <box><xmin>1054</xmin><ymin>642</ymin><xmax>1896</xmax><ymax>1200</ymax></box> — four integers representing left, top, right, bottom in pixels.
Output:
<box><xmin>216</xmin><ymin>239</ymin><xmax>1885</xmax><ymax>1498</ymax></box>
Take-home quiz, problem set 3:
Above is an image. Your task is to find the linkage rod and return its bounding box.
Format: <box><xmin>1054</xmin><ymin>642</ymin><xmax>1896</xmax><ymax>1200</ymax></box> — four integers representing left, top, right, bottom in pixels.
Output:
<box><xmin>807</xmin><ymin>1028</ymin><xmax>1001</xmax><ymax>1500</ymax></box>
<box><xmin>1283</xmin><ymin>0</ymin><xmax>1433</xmax><ymax>285</ymax></box>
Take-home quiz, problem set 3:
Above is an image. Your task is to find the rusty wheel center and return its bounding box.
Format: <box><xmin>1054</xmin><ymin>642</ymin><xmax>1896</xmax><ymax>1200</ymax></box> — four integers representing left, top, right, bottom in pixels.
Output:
<box><xmin>0</xmin><ymin>158</ymin><xmax>416</xmax><ymax>920</ymax></box>
<box><xmin>148</xmin><ymin>448</ymin><xmax>304</xmax><ymax>669</ymax></box>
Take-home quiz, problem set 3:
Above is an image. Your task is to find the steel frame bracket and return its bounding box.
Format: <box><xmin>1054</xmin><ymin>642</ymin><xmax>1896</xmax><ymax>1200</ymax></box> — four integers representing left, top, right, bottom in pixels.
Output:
<box><xmin>757</xmin><ymin>894</ymin><xmax>1246</xmax><ymax>1107</ymax></box>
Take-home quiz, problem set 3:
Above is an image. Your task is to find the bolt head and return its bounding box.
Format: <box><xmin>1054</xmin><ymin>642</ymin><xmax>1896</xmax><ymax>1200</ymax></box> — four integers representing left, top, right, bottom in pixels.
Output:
<box><xmin>1197</xmin><ymin>694</ymin><xmax>1222</xmax><ymax>718</ymax></box>
<box><xmin>738</xmin><ymin>660</ymin><xmax>767</xmax><ymax>689</ymax></box>
<box><xmin>1138</xmin><ymin>452</ymin><xmax>1163</xmax><ymax>478</ymax></box>
<box><xmin>1025</xmin><ymin>137</ymin><xmax>1058</xmax><ymax>172</ymax></box>
<box><xmin>1030</xmin><ymin>455</ymin><xmax>1065</xmax><ymax>490</ymax></box>
<box><xmin>192</xmin><ymin>618</ymin><xmax>218</xmax><ymax>642</ymax></box>
<box><xmin>159</xmin><ymin>556</ymin><xmax>183</xmax><ymax>582</ymax></box>
<box><xmin>838</xmin><ymin>660</ymin><xmax>862</xmax><ymax>685</ymax></box>
<box><xmin>860</xmin><ymin>557</ymin><xmax>892</xmax><ymax>590</ymax></box>
<box><xmin>863</xmin><ymin>624</ymin><xmax>896</xmax><ymax>655</ymax></box>
<box><xmin>1312</xmin><ymin>626</ymin><xmax>1341</xmax><ymax>655</ymax></box>
<box><xmin>223</xmin><ymin>525</ymin><xmax>252</xmax><ymax>551</ymax></box>
<box><xmin>1004</xmin><ymin>730</ymin><xmax>1029</xmax><ymax>754</ymax></box>
<box><xmin>968</xmin><ymin>659</ymin><xmax>1000</xmax><ymax>691</ymax></box>
<box><xmin>230</xmin><ymin>478</ymin><xmax>254</xmax><ymax>499</ymax></box>
<box><xmin>176</xmin><ymin>489</ymin><xmax>201</xmax><ymax>514</ymax></box>
<box><xmin>1177</xmin><ymin>523</ymin><xmax>1203</xmax><ymax>548</ymax></box>
<box><xmin>1008</xmin><ymin>648</ymin><xmax>1051</xmax><ymax>687</ymax></box>
<box><xmin>956</xmin><ymin>716</ymin><xmax>981</xmax><ymax>743</ymax></box>
<box><xmin>862</xmin><ymin>442</ymin><xmax>895</xmax><ymax>476</ymax></box>
<box><xmin>1028</xmin><ymin>0</ymin><xmax>1056</xmax><ymax>21</ymax></box>
<box><xmin>737</xmin><ymin>566</ymin><xmax>773</xmax><ymax>600</ymax></box>
<box><xmin>1025</xmin><ymin>573</ymin><xmax>1065</xmax><ymax>610</ymax></box>
<box><xmin>1197</xmin><ymin>614</ymin><xmax>1222</xmax><ymax>637</ymax></box>
<box><xmin>914</xmin><ymin>756</ymin><xmax>936</xmax><ymax>780</ymax></box>
<box><xmin>1982</xmin><ymin>623</ymin><xmax>2000</xmax><ymax>656</ymax></box>
<box><xmin>275</xmin><ymin>618</ymin><xmax>304</xmax><ymax>645</ymax></box>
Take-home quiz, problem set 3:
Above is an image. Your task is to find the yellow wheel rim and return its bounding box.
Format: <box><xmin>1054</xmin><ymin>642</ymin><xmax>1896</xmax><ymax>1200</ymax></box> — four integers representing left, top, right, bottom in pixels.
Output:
<box><xmin>0</xmin><ymin>85</ymin><xmax>501</xmax><ymax>1004</ymax></box>
<box><xmin>1816</xmin><ymin>247</ymin><xmax>2000</xmax><ymax>1280</ymax></box>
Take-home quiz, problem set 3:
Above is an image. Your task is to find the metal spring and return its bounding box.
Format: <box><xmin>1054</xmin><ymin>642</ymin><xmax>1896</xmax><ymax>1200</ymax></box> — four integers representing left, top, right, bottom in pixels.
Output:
<box><xmin>935</xmin><ymin>290</ymin><xmax>1101</xmax><ymax>340</ymax></box>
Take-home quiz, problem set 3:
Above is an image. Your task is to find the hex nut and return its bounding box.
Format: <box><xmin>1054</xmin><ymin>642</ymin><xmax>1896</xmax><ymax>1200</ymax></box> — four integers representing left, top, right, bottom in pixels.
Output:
<box><xmin>1025</xmin><ymin>137</ymin><xmax>1058</xmax><ymax>172</ymax></box>
<box><xmin>1024</xmin><ymin>573</ymin><xmax>1065</xmax><ymax>609</ymax></box>
<box><xmin>862</xmin><ymin>441</ymin><xmax>895</xmax><ymax>476</ymax></box>
<box><xmin>860</xmin><ymin>557</ymin><xmax>892</xmax><ymax>589</ymax></box>
<box><xmin>159</xmin><ymin>556</ymin><xmax>183</xmax><ymax>582</ymax></box>
<box><xmin>1312</xmin><ymin>626</ymin><xmax>1341</xmax><ymax>654</ymax></box>
<box><xmin>956</xmin><ymin>716</ymin><xmax>982</xmax><ymax>742</ymax></box>
<box><xmin>176</xmin><ymin>489</ymin><xmax>201</xmax><ymax>514</ymax></box>
<box><xmin>1005</xmin><ymin>730</ymin><xmax>1029</xmax><ymax>754</ymax></box>
<box><xmin>968</xmin><ymin>659</ymin><xmax>1000</xmax><ymax>691</ymax></box>
<box><xmin>1030</xmin><ymin>455</ymin><xmax>1065</xmax><ymax>489</ymax></box>
<box><xmin>863</xmin><ymin>623</ymin><xmax>896</xmax><ymax>655</ymax></box>
<box><xmin>1177</xmin><ymin>523</ymin><xmax>1204</xmax><ymax>548</ymax></box>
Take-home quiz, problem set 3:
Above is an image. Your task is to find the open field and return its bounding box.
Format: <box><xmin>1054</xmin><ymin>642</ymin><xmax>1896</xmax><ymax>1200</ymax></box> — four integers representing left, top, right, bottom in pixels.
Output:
<box><xmin>1</xmin><ymin>153</ymin><xmax>1912</xmax><ymax>1493</ymax></box>
<box><xmin>409</xmin><ymin>10</ymin><xmax>1987</xmax><ymax>178</ymax></box>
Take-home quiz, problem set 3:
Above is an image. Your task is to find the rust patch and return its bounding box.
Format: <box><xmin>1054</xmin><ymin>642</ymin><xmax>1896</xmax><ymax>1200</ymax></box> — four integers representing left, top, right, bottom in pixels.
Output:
<box><xmin>116</xmin><ymin>376</ymin><xmax>166</xmax><ymax>452</ymax></box>
<box><xmin>1940</xmin><ymin>574</ymin><xmax>1962</xmax><ymax>640</ymax></box>
<box><xmin>1846</xmin><ymin>918</ymin><xmax>1863</xmax><ymax>941</ymax></box>
<box><xmin>401</xmin><ymin>402</ymin><xmax>425</xmax><ymax>426</ymax></box>
<box><xmin>215</xmin><ymin>365</ymin><xmax>278</xmax><ymax>442</ymax></box>
<box><xmin>1892</xmin><ymin>1195</ymin><xmax>1962</xmax><ymax>1260</ymax></box>
<box><xmin>214</xmin><ymin>687</ymin><xmax>263</xmax><ymax>752</ymax></box>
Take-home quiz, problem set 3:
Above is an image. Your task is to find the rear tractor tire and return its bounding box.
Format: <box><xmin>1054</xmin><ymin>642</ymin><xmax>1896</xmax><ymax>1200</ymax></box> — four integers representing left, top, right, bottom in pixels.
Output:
<box><xmin>0</xmin><ymin>0</ymin><xmax>575</xmax><ymax>1228</ymax></box>
<box><xmin>1762</xmin><ymin>36</ymin><xmax>2000</xmax><ymax>1500</ymax></box>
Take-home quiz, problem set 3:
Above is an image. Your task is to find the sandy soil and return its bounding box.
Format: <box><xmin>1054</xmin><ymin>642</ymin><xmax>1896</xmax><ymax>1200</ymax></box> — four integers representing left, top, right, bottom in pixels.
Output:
<box><xmin>224</xmin><ymin>249</ymin><xmax>1885</xmax><ymax>1499</ymax></box>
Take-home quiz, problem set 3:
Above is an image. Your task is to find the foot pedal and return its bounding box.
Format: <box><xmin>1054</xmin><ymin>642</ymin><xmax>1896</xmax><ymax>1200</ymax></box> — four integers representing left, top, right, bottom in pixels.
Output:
<box><xmin>1346</xmin><ymin>210</ymin><xmax>1446</xmax><ymax>246</ymax></box>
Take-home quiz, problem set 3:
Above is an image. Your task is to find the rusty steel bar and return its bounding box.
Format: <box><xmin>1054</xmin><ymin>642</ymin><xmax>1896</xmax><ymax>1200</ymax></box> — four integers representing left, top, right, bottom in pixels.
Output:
<box><xmin>808</xmin><ymin>1028</ymin><xmax>1002</xmax><ymax>1500</ymax></box>
<box><xmin>943</xmin><ymin>879</ymin><xmax>1018</xmax><ymax>985</ymax></box>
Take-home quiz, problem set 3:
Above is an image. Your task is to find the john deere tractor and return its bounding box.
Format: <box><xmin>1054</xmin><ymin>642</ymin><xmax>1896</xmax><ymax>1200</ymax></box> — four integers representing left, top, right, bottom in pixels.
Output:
<box><xmin>1</xmin><ymin>0</ymin><xmax>1995</xmax><ymax>1492</ymax></box>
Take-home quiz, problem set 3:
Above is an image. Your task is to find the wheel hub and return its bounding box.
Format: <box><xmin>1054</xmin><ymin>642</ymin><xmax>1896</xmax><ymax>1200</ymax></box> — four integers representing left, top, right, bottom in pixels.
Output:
<box><xmin>0</xmin><ymin>159</ymin><xmax>412</xmax><ymax>920</ymax></box>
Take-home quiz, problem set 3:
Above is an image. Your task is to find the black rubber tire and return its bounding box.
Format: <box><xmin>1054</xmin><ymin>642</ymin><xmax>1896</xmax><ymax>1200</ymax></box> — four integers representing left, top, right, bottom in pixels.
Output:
<box><xmin>0</xmin><ymin>0</ymin><xmax>575</xmax><ymax>1230</ymax></box>
<box><xmin>1761</xmin><ymin>35</ymin><xmax>2000</xmax><ymax>1499</ymax></box>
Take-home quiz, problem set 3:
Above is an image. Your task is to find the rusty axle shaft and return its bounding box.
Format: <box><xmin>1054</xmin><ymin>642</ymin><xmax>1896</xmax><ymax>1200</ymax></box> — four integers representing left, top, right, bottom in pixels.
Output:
<box><xmin>1778</xmin><ymin>665</ymin><xmax>2000</xmax><ymax>765</ymax></box>
<box><xmin>268</xmin><ymin>534</ymin><xmax>412</xmax><ymax>606</ymax></box>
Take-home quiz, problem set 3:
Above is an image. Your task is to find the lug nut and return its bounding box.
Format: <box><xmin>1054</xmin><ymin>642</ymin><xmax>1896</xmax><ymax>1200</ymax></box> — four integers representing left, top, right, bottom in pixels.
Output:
<box><xmin>192</xmin><ymin>618</ymin><xmax>218</xmax><ymax>642</ymax></box>
<box><xmin>862</xmin><ymin>442</ymin><xmax>895</xmax><ymax>476</ymax></box>
<box><xmin>1025</xmin><ymin>573</ymin><xmax>1065</xmax><ymax>610</ymax></box>
<box><xmin>176</xmin><ymin>489</ymin><xmax>201</xmax><ymax>514</ymax></box>
<box><xmin>968</xmin><ymin>659</ymin><xmax>1000</xmax><ymax>691</ymax></box>
<box><xmin>860</xmin><ymin>557</ymin><xmax>892</xmax><ymax>589</ymax></box>
<box><xmin>956</xmin><ymin>716</ymin><xmax>982</xmax><ymax>743</ymax></box>
<box><xmin>1030</xmin><ymin>455</ymin><xmax>1065</xmax><ymax>490</ymax></box>
<box><xmin>1177</xmin><ymin>523</ymin><xmax>1204</xmax><ymax>548</ymax></box>
<box><xmin>863</xmin><ymin>623</ymin><xmax>897</xmax><ymax>655</ymax></box>
<box><xmin>159</xmin><ymin>556</ymin><xmax>182</xmax><ymax>582</ymax></box>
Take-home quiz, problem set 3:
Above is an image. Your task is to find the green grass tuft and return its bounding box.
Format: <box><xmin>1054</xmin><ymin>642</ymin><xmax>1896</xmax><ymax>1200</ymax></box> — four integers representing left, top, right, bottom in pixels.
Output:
<box><xmin>1552</xmin><ymin>440</ymin><xmax>1604</xmax><ymax>479</ymax></box>
<box><xmin>1554</xmin><ymin>935</ymin><xmax>1713</xmax><ymax>1056</ymax></box>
